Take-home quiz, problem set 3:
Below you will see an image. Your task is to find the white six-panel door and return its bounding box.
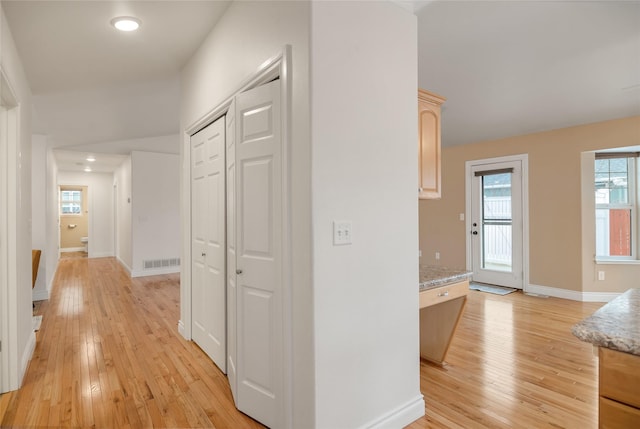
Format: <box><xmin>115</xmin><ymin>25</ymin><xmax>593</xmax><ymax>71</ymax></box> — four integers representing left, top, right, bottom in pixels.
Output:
<box><xmin>234</xmin><ymin>79</ymin><xmax>282</xmax><ymax>428</ymax></box>
<box><xmin>190</xmin><ymin>117</ymin><xmax>227</xmax><ymax>373</ymax></box>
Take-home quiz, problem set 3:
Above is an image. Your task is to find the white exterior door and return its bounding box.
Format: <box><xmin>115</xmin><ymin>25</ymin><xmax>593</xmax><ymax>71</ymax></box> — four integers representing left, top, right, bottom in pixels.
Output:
<box><xmin>190</xmin><ymin>116</ymin><xmax>227</xmax><ymax>373</ymax></box>
<box><xmin>470</xmin><ymin>159</ymin><xmax>524</xmax><ymax>289</ymax></box>
<box><xmin>234</xmin><ymin>79</ymin><xmax>282</xmax><ymax>428</ymax></box>
<box><xmin>225</xmin><ymin>101</ymin><xmax>238</xmax><ymax>403</ymax></box>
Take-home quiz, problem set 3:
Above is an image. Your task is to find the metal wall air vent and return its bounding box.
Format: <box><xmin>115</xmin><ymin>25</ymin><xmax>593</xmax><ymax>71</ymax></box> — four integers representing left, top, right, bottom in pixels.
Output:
<box><xmin>143</xmin><ymin>258</ymin><xmax>180</xmax><ymax>270</ymax></box>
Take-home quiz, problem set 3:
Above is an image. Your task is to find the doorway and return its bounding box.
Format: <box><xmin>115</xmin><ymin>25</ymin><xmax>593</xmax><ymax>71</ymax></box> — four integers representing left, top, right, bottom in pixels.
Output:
<box><xmin>466</xmin><ymin>155</ymin><xmax>529</xmax><ymax>289</ymax></box>
<box><xmin>59</xmin><ymin>185</ymin><xmax>89</xmax><ymax>257</ymax></box>
<box><xmin>1</xmin><ymin>67</ymin><xmax>20</xmax><ymax>393</ymax></box>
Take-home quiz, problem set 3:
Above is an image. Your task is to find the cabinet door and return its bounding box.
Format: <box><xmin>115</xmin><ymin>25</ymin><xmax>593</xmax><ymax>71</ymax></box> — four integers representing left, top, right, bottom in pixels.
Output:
<box><xmin>418</xmin><ymin>89</ymin><xmax>445</xmax><ymax>199</ymax></box>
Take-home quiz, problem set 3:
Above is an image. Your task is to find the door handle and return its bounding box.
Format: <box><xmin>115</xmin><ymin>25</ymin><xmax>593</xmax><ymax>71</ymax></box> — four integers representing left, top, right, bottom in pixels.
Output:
<box><xmin>236</xmin><ymin>269</ymin><xmax>243</xmax><ymax>275</ymax></box>
<box><xmin>201</xmin><ymin>252</ymin><xmax>206</xmax><ymax>257</ymax></box>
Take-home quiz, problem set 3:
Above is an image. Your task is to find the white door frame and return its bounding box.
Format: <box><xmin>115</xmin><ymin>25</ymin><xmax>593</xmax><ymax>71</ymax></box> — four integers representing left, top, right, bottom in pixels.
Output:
<box><xmin>465</xmin><ymin>154</ymin><xmax>530</xmax><ymax>291</ymax></box>
<box><xmin>0</xmin><ymin>67</ymin><xmax>20</xmax><ymax>393</ymax></box>
<box><xmin>180</xmin><ymin>46</ymin><xmax>293</xmax><ymax>428</ymax></box>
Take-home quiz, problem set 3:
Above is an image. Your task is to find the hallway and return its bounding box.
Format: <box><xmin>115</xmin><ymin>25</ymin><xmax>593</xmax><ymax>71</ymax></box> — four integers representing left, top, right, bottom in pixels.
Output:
<box><xmin>0</xmin><ymin>257</ymin><xmax>263</xmax><ymax>428</ymax></box>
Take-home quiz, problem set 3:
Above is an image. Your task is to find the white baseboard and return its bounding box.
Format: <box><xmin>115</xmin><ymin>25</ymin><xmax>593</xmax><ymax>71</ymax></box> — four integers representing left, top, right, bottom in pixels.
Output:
<box><xmin>116</xmin><ymin>257</ymin><xmax>132</xmax><ymax>275</ymax></box>
<box><xmin>60</xmin><ymin>247</ymin><xmax>85</xmax><ymax>253</ymax></box>
<box><xmin>526</xmin><ymin>284</ymin><xmax>620</xmax><ymax>303</ymax></box>
<box><xmin>32</xmin><ymin>288</ymin><xmax>49</xmax><ymax>301</ymax></box>
<box><xmin>90</xmin><ymin>251</ymin><xmax>114</xmax><ymax>258</ymax></box>
<box><xmin>581</xmin><ymin>291</ymin><xmax>621</xmax><ymax>303</ymax></box>
<box><xmin>178</xmin><ymin>320</ymin><xmax>188</xmax><ymax>339</ymax></box>
<box><xmin>131</xmin><ymin>267</ymin><xmax>180</xmax><ymax>278</ymax></box>
<box><xmin>363</xmin><ymin>394</ymin><xmax>425</xmax><ymax>429</ymax></box>
<box><xmin>20</xmin><ymin>331</ymin><xmax>36</xmax><ymax>386</ymax></box>
<box><xmin>47</xmin><ymin>265</ymin><xmax>57</xmax><ymax>295</ymax></box>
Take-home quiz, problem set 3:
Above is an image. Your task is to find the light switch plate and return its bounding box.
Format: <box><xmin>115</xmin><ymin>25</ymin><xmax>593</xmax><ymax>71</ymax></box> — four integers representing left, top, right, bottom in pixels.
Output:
<box><xmin>333</xmin><ymin>221</ymin><xmax>352</xmax><ymax>245</ymax></box>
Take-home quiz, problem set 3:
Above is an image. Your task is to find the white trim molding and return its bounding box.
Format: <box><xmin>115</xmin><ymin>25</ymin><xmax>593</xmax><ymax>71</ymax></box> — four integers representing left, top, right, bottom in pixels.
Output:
<box><xmin>20</xmin><ymin>331</ymin><xmax>36</xmax><ymax>386</ymax></box>
<box><xmin>465</xmin><ymin>154</ymin><xmax>530</xmax><ymax>290</ymax></box>
<box><xmin>363</xmin><ymin>394</ymin><xmax>425</xmax><ymax>429</ymax></box>
<box><xmin>526</xmin><ymin>283</ymin><xmax>621</xmax><ymax>303</ymax></box>
<box><xmin>0</xmin><ymin>66</ymin><xmax>21</xmax><ymax>393</ymax></box>
<box><xmin>131</xmin><ymin>267</ymin><xmax>180</xmax><ymax>278</ymax></box>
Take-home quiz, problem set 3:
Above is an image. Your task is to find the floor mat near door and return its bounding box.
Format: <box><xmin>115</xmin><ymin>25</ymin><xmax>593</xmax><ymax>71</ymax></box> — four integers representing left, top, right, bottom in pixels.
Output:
<box><xmin>469</xmin><ymin>282</ymin><xmax>517</xmax><ymax>295</ymax></box>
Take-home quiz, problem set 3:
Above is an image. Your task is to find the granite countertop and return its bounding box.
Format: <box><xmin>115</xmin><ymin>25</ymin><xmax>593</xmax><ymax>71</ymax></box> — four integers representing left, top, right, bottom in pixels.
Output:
<box><xmin>572</xmin><ymin>288</ymin><xmax>640</xmax><ymax>356</ymax></box>
<box><xmin>419</xmin><ymin>265</ymin><xmax>472</xmax><ymax>291</ymax></box>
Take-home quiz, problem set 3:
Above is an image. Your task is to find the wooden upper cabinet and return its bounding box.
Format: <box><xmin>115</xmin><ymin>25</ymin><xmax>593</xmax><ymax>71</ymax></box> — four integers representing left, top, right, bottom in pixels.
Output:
<box><xmin>418</xmin><ymin>89</ymin><xmax>446</xmax><ymax>199</ymax></box>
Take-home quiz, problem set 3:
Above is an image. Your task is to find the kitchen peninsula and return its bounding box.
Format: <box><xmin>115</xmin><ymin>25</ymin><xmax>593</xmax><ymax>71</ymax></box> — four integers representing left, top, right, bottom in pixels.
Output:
<box><xmin>572</xmin><ymin>289</ymin><xmax>640</xmax><ymax>427</ymax></box>
<box><xmin>419</xmin><ymin>266</ymin><xmax>472</xmax><ymax>365</ymax></box>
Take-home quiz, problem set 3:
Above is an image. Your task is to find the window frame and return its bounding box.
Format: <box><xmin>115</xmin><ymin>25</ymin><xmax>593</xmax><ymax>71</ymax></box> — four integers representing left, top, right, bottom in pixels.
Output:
<box><xmin>60</xmin><ymin>189</ymin><xmax>83</xmax><ymax>216</ymax></box>
<box><xmin>594</xmin><ymin>154</ymin><xmax>639</xmax><ymax>262</ymax></box>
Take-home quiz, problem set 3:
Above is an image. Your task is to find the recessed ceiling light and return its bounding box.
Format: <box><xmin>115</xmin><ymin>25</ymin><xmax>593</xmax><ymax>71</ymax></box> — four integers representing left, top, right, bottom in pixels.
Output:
<box><xmin>111</xmin><ymin>16</ymin><xmax>141</xmax><ymax>32</ymax></box>
<box><xmin>86</xmin><ymin>155</ymin><xmax>96</xmax><ymax>162</ymax></box>
<box><xmin>84</xmin><ymin>167</ymin><xmax>92</xmax><ymax>172</ymax></box>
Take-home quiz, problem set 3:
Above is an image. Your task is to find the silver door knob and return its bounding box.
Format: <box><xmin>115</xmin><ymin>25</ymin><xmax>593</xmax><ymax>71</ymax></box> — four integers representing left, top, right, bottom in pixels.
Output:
<box><xmin>236</xmin><ymin>269</ymin><xmax>243</xmax><ymax>275</ymax></box>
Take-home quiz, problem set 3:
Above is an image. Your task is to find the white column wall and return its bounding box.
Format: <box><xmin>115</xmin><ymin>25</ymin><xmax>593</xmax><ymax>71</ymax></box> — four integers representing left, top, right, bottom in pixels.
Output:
<box><xmin>31</xmin><ymin>135</ymin><xmax>48</xmax><ymax>300</ymax></box>
<box><xmin>114</xmin><ymin>157</ymin><xmax>132</xmax><ymax>271</ymax></box>
<box><xmin>45</xmin><ymin>148</ymin><xmax>59</xmax><ymax>294</ymax></box>
<box><xmin>310</xmin><ymin>2</ymin><xmax>422</xmax><ymax>427</ymax></box>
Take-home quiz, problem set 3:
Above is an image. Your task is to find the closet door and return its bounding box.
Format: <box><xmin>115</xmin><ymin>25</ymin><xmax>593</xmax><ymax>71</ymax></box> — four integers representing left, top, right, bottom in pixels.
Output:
<box><xmin>234</xmin><ymin>79</ymin><xmax>282</xmax><ymax>428</ymax></box>
<box><xmin>190</xmin><ymin>116</ymin><xmax>226</xmax><ymax>373</ymax></box>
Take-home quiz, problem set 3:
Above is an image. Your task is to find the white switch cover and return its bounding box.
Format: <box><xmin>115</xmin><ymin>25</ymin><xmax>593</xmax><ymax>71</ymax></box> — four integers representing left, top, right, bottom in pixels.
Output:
<box><xmin>598</xmin><ymin>271</ymin><xmax>605</xmax><ymax>281</ymax></box>
<box><xmin>333</xmin><ymin>221</ymin><xmax>352</xmax><ymax>245</ymax></box>
<box><xmin>459</xmin><ymin>213</ymin><xmax>465</xmax><ymax>221</ymax></box>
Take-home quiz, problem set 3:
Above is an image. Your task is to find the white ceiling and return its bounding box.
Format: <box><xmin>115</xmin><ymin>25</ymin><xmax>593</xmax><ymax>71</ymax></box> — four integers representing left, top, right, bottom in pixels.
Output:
<box><xmin>417</xmin><ymin>1</ymin><xmax>640</xmax><ymax>146</ymax></box>
<box><xmin>2</xmin><ymin>1</ymin><xmax>639</xmax><ymax>172</ymax></box>
<box><xmin>53</xmin><ymin>150</ymin><xmax>129</xmax><ymax>174</ymax></box>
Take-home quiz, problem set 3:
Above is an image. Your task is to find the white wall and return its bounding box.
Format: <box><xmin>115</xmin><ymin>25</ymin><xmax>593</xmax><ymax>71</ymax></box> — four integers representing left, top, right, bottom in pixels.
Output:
<box><xmin>114</xmin><ymin>157</ymin><xmax>132</xmax><ymax>271</ymax></box>
<box><xmin>310</xmin><ymin>2</ymin><xmax>421</xmax><ymax>428</ymax></box>
<box><xmin>45</xmin><ymin>147</ymin><xmax>59</xmax><ymax>295</ymax></box>
<box><xmin>1</xmin><ymin>6</ymin><xmax>35</xmax><ymax>390</ymax></box>
<box><xmin>31</xmin><ymin>135</ymin><xmax>48</xmax><ymax>300</ymax></box>
<box><xmin>131</xmin><ymin>151</ymin><xmax>180</xmax><ymax>276</ymax></box>
<box><xmin>57</xmin><ymin>171</ymin><xmax>114</xmax><ymax>258</ymax></box>
<box><xmin>180</xmin><ymin>1</ymin><xmax>312</xmax><ymax>427</ymax></box>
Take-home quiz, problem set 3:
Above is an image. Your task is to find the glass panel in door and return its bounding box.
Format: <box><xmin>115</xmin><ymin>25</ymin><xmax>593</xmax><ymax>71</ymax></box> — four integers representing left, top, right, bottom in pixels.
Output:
<box><xmin>482</xmin><ymin>172</ymin><xmax>512</xmax><ymax>272</ymax></box>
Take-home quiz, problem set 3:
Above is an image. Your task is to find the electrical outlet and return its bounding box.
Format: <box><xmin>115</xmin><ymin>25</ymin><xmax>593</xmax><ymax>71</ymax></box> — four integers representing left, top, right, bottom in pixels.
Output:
<box><xmin>598</xmin><ymin>271</ymin><xmax>605</xmax><ymax>281</ymax></box>
<box><xmin>435</xmin><ymin>251</ymin><xmax>440</xmax><ymax>260</ymax></box>
<box><xmin>333</xmin><ymin>221</ymin><xmax>352</xmax><ymax>245</ymax></box>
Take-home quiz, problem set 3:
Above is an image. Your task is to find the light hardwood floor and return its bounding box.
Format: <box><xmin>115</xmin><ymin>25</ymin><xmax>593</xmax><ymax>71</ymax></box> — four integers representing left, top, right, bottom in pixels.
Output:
<box><xmin>1</xmin><ymin>257</ymin><xmax>603</xmax><ymax>428</ymax></box>
<box><xmin>1</xmin><ymin>257</ymin><xmax>264</xmax><ymax>428</ymax></box>
<box><xmin>409</xmin><ymin>289</ymin><xmax>603</xmax><ymax>429</ymax></box>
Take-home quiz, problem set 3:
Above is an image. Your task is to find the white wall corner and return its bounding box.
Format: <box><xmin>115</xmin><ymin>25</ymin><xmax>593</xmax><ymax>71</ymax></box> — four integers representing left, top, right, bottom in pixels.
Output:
<box><xmin>362</xmin><ymin>395</ymin><xmax>425</xmax><ymax>429</ymax></box>
<box><xmin>116</xmin><ymin>256</ymin><xmax>133</xmax><ymax>276</ymax></box>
